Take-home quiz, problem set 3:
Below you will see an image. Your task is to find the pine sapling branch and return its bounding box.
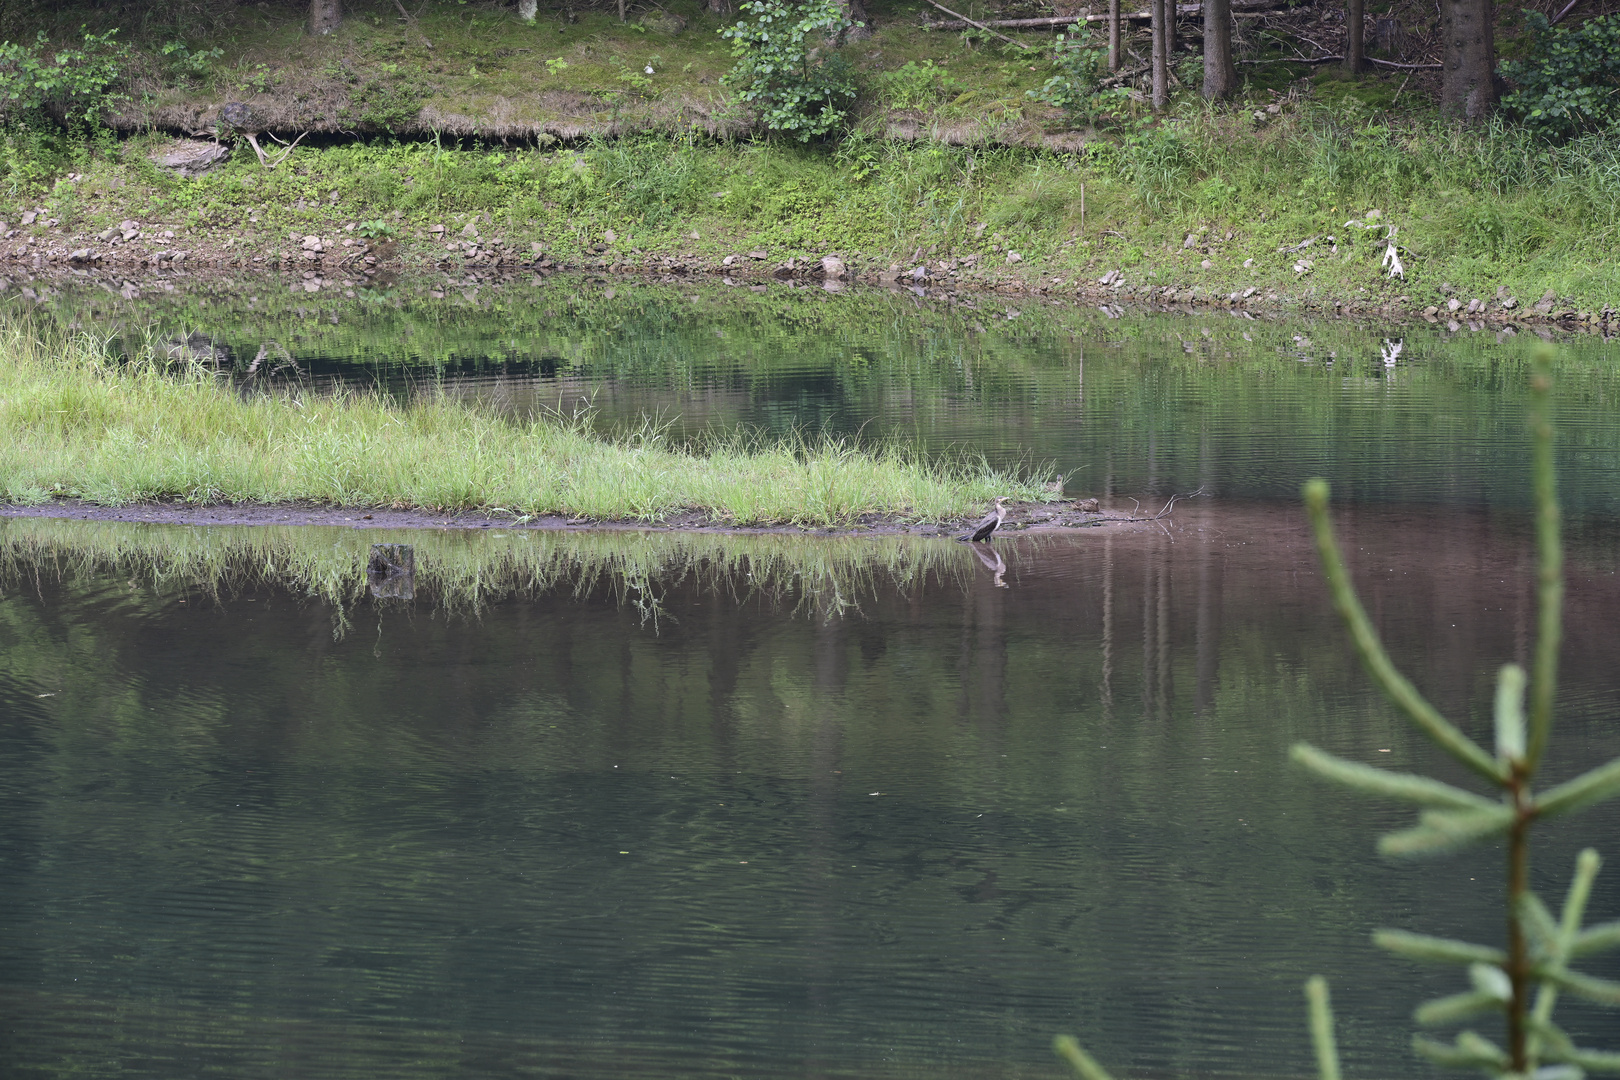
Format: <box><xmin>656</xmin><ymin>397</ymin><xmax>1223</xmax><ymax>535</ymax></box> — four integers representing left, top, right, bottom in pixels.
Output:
<box><xmin>1526</xmin><ymin>344</ymin><xmax>1563</xmax><ymax>771</ymax></box>
<box><xmin>1306</xmin><ymin>977</ymin><xmax>1342</xmax><ymax>1080</ymax></box>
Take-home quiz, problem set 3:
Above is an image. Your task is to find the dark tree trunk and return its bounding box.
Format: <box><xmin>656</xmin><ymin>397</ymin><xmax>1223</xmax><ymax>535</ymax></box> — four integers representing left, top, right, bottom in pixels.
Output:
<box><xmin>708</xmin><ymin>0</ymin><xmax>733</xmax><ymax>14</ymax></box>
<box><xmin>1441</xmin><ymin>0</ymin><xmax>1496</xmax><ymax>118</ymax></box>
<box><xmin>838</xmin><ymin>0</ymin><xmax>872</xmax><ymax>39</ymax></box>
<box><xmin>1203</xmin><ymin>0</ymin><xmax>1237</xmax><ymax>98</ymax></box>
<box><xmin>1109</xmin><ymin>0</ymin><xmax>1121</xmax><ymax>72</ymax></box>
<box><xmin>1166</xmin><ymin>0</ymin><xmax>1177</xmax><ymax>65</ymax></box>
<box><xmin>1151</xmin><ymin>0</ymin><xmax>1169</xmax><ymax>108</ymax></box>
<box><xmin>310</xmin><ymin>0</ymin><xmax>341</xmax><ymax>35</ymax></box>
<box><xmin>1345</xmin><ymin>0</ymin><xmax>1365</xmax><ymax>72</ymax></box>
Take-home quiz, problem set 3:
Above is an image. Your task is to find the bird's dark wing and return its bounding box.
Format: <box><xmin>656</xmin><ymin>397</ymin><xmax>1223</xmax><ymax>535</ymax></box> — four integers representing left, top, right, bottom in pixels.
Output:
<box><xmin>968</xmin><ymin>510</ymin><xmax>999</xmax><ymax>542</ymax></box>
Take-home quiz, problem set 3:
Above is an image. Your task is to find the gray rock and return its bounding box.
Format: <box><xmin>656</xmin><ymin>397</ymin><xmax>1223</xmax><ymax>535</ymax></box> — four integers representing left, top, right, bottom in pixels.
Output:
<box><xmin>640</xmin><ymin>11</ymin><xmax>686</xmax><ymax>34</ymax></box>
<box><xmin>68</xmin><ymin>248</ymin><xmax>93</xmax><ymax>262</ymax></box>
<box><xmin>150</xmin><ymin>139</ymin><xmax>230</xmax><ymax>178</ymax></box>
<box><xmin>910</xmin><ymin>265</ymin><xmax>928</xmax><ymax>281</ymax></box>
<box><xmin>820</xmin><ymin>255</ymin><xmax>847</xmax><ymax>281</ymax></box>
<box><xmin>220</xmin><ymin>102</ymin><xmax>261</xmax><ymax>131</ymax></box>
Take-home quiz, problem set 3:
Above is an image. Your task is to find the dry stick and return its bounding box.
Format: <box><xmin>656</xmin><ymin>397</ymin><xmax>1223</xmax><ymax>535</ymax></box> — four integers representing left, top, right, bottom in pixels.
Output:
<box><xmin>392</xmin><ymin>0</ymin><xmax>433</xmax><ymax>48</ymax></box>
<box><xmin>1550</xmin><ymin>0</ymin><xmax>1584</xmax><ymax>24</ymax></box>
<box><xmin>920</xmin><ymin>0</ymin><xmax>1032</xmax><ymax>47</ymax></box>
<box><xmin>1391</xmin><ymin>67</ymin><xmax>1413</xmax><ymax>103</ymax></box>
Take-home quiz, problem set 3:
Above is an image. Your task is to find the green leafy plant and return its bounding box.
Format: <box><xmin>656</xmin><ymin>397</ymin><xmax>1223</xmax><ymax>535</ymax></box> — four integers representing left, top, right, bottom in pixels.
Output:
<box><xmin>160</xmin><ymin>40</ymin><xmax>225</xmax><ymax>84</ymax></box>
<box><xmin>720</xmin><ymin>0</ymin><xmax>858</xmax><ymax>141</ymax></box>
<box><xmin>1057</xmin><ymin>346</ymin><xmax>1620</xmax><ymax>1080</ymax></box>
<box><xmin>241</xmin><ymin>63</ymin><xmax>274</xmax><ymax>94</ymax></box>
<box><xmin>877</xmin><ymin>59</ymin><xmax>959</xmax><ymax>110</ymax></box>
<box><xmin>1500</xmin><ymin>12</ymin><xmax>1620</xmax><ymax>139</ymax></box>
<box><xmin>0</xmin><ymin>29</ymin><xmax>128</xmax><ymax>129</ymax></box>
<box><xmin>545</xmin><ymin>57</ymin><xmax>570</xmax><ymax>75</ymax></box>
<box><xmin>356</xmin><ymin>219</ymin><xmax>398</xmax><ymax>239</ymax></box>
<box><xmin>1030</xmin><ymin>23</ymin><xmax>1129</xmax><ymax>126</ymax></box>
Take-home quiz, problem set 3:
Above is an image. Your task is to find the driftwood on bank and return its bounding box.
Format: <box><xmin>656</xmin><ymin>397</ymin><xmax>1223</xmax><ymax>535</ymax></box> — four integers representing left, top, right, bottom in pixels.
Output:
<box><xmin>921</xmin><ymin>0</ymin><xmax>1290</xmax><ymax>29</ymax></box>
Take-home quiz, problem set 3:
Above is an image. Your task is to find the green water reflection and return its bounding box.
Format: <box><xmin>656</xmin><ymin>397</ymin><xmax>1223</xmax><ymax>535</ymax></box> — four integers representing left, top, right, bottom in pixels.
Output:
<box><xmin>17</xmin><ymin>275</ymin><xmax>1620</xmax><ymax>516</ymax></box>
<box><xmin>2</xmin><ymin>510</ymin><xmax>1618</xmax><ymax>1079</ymax></box>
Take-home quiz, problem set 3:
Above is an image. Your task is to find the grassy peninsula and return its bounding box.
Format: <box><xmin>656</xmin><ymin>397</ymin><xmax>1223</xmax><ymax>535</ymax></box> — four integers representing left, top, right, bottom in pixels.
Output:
<box><xmin>0</xmin><ymin>319</ymin><xmax>1055</xmax><ymax>524</ymax></box>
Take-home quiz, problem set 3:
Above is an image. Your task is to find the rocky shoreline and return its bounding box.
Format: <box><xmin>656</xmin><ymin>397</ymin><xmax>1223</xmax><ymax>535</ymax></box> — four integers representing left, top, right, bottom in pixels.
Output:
<box><xmin>3</xmin><ymin>202</ymin><xmax>1614</xmax><ymax>333</ymax></box>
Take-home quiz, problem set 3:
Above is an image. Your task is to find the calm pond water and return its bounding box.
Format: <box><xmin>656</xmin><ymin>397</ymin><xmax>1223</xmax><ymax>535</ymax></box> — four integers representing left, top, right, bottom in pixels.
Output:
<box><xmin>3</xmin><ymin>277</ymin><xmax>1620</xmax><ymax>1080</ymax></box>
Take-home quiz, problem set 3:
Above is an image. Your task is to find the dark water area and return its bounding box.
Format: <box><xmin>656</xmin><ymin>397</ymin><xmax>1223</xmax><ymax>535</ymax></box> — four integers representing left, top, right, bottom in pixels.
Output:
<box><xmin>4</xmin><ymin>277</ymin><xmax>1620</xmax><ymax>1079</ymax></box>
<box><xmin>3</xmin><ymin>507</ymin><xmax>1619</xmax><ymax>1080</ymax></box>
<box><xmin>16</xmin><ymin>274</ymin><xmax>1620</xmax><ymax>517</ymax></box>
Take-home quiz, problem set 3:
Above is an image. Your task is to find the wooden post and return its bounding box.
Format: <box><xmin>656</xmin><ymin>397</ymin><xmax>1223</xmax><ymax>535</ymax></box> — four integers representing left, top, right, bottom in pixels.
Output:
<box><xmin>1109</xmin><ymin>0</ymin><xmax>1122</xmax><ymax>71</ymax></box>
<box><xmin>1345</xmin><ymin>0</ymin><xmax>1365</xmax><ymax>72</ymax></box>
<box><xmin>1151</xmin><ymin>0</ymin><xmax>1169</xmax><ymax>109</ymax></box>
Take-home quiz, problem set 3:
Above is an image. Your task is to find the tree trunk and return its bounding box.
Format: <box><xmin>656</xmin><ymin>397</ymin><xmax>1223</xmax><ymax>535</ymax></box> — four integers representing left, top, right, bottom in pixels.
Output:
<box><xmin>1441</xmin><ymin>0</ymin><xmax>1496</xmax><ymax>118</ymax></box>
<box><xmin>1203</xmin><ymin>0</ymin><xmax>1237</xmax><ymax>98</ymax></box>
<box><xmin>1151</xmin><ymin>0</ymin><xmax>1169</xmax><ymax>108</ymax></box>
<box><xmin>836</xmin><ymin>0</ymin><xmax>872</xmax><ymax>39</ymax></box>
<box><xmin>1345</xmin><ymin>0</ymin><xmax>1365</xmax><ymax>72</ymax></box>
<box><xmin>708</xmin><ymin>0</ymin><xmax>733</xmax><ymax>14</ymax></box>
<box><xmin>310</xmin><ymin>0</ymin><xmax>341</xmax><ymax>35</ymax></box>
<box><xmin>1109</xmin><ymin>0</ymin><xmax>1121</xmax><ymax>72</ymax></box>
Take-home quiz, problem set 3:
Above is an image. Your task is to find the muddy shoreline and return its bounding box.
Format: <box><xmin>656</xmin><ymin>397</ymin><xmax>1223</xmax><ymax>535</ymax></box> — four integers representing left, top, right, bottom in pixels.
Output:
<box><xmin>0</xmin><ymin>497</ymin><xmax>1164</xmax><ymax>538</ymax></box>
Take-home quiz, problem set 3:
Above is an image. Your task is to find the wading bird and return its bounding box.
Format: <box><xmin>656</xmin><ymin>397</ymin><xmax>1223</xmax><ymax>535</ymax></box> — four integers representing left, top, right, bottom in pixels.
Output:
<box><xmin>960</xmin><ymin>497</ymin><xmax>1009</xmax><ymax>543</ymax></box>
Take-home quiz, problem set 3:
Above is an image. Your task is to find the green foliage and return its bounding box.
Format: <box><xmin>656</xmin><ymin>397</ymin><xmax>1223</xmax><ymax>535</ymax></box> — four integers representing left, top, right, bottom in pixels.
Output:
<box><xmin>1058</xmin><ymin>348</ymin><xmax>1620</xmax><ymax>1080</ymax></box>
<box><xmin>160</xmin><ymin>40</ymin><xmax>224</xmax><ymax>84</ymax></box>
<box><xmin>876</xmin><ymin>58</ymin><xmax>959</xmax><ymax>110</ymax></box>
<box><xmin>0</xmin><ymin>28</ymin><xmax>126</xmax><ymax>128</ymax></box>
<box><xmin>338</xmin><ymin>79</ymin><xmax>428</xmax><ymax>133</ymax></box>
<box><xmin>720</xmin><ymin>0</ymin><xmax>858</xmax><ymax>141</ymax></box>
<box><xmin>356</xmin><ymin>219</ymin><xmax>397</xmax><ymax>239</ymax></box>
<box><xmin>1030</xmin><ymin>23</ymin><xmax>1128</xmax><ymax>126</ymax></box>
<box><xmin>1501</xmin><ymin>12</ymin><xmax>1620</xmax><ymax>139</ymax></box>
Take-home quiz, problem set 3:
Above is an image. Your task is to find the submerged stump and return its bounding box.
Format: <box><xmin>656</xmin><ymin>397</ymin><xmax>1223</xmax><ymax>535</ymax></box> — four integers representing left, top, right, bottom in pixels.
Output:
<box><xmin>368</xmin><ymin>543</ymin><xmax>415</xmax><ymax>599</ymax></box>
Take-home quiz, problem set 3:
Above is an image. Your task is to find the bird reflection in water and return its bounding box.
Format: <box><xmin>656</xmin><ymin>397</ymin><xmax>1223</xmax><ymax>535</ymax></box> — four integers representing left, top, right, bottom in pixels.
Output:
<box><xmin>970</xmin><ymin>542</ymin><xmax>1009</xmax><ymax>588</ymax></box>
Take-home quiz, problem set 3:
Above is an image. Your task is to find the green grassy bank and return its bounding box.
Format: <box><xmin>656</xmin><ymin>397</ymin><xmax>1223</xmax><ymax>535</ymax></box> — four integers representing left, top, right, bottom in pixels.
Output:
<box><xmin>7</xmin><ymin>107</ymin><xmax>1618</xmax><ymax>319</ymax></box>
<box><xmin>0</xmin><ymin>320</ymin><xmax>1054</xmax><ymax>523</ymax></box>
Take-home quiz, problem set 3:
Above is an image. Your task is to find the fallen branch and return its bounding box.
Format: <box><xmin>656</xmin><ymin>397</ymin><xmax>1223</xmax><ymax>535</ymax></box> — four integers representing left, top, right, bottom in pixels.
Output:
<box><xmin>244</xmin><ymin>130</ymin><xmax>309</xmax><ymax>169</ymax></box>
<box><xmin>921</xmin><ymin>0</ymin><xmax>1288</xmax><ymax>28</ymax></box>
<box><xmin>919</xmin><ymin>0</ymin><xmax>1032</xmax><ymax>47</ymax></box>
<box><xmin>392</xmin><ymin>0</ymin><xmax>434</xmax><ymax>48</ymax></box>
<box><xmin>1239</xmin><ymin>52</ymin><xmax>1442</xmax><ymax>69</ymax></box>
<box><xmin>1550</xmin><ymin>0</ymin><xmax>1583</xmax><ymax>23</ymax></box>
<box><xmin>1113</xmin><ymin>486</ymin><xmax>1210</xmax><ymax>523</ymax></box>
<box><xmin>1099</xmin><ymin>62</ymin><xmax>1151</xmax><ymax>87</ymax></box>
